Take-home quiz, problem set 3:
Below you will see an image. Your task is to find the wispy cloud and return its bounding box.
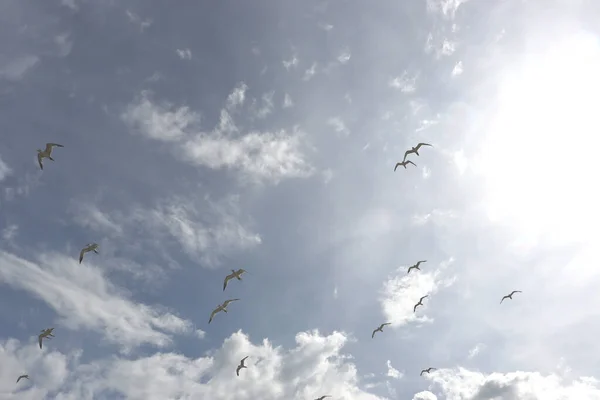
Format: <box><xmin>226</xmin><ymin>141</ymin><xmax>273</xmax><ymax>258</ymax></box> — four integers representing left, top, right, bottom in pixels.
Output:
<box><xmin>226</xmin><ymin>82</ymin><xmax>248</xmax><ymax>111</ymax></box>
<box><xmin>327</xmin><ymin>117</ymin><xmax>350</xmax><ymax>136</ymax></box>
<box><xmin>389</xmin><ymin>71</ymin><xmax>418</xmax><ymax>93</ymax></box>
<box><xmin>176</xmin><ymin>48</ymin><xmax>192</xmax><ymax>60</ymax></box>
<box><xmin>337</xmin><ymin>48</ymin><xmax>351</xmax><ymax>64</ymax></box>
<box><xmin>0</xmin><ymin>55</ymin><xmax>39</xmax><ymax>81</ymax></box>
<box><xmin>0</xmin><ymin>251</ymin><xmax>192</xmax><ymax>353</ymax></box>
<box><xmin>0</xmin><ymin>155</ymin><xmax>11</xmax><ymax>181</ymax></box>
<box><xmin>125</xmin><ymin>10</ymin><xmax>153</xmax><ymax>32</ymax></box>
<box><xmin>283</xmin><ymin>93</ymin><xmax>294</xmax><ymax>108</ymax></box>
<box><xmin>303</xmin><ymin>63</ymin><xmax>318</xmax><ymax>81</ymax></box>
<box><xmin>467</xmin><ymin>343</ymin><xmax>485</xmax><ymax>359</ymax></box>
<box><xmin>283</xmin><ymin>55</ymin><xmax>299</xmax><ymax>70</ymax></box>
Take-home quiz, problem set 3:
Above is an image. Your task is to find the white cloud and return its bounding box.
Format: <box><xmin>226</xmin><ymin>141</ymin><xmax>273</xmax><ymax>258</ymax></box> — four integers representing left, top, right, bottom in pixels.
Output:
<box><xmin>0</xmin><ymin>155</ymin><xmax>11</xmax><ymax>181</ymax></box>
<box><xmin>176</xmin><ymin>48</ymin><xmax>192</xmax><ymax>60</ymax></box>
<box><xmin>121</xmin><ymin>90</ymin><xmax>199</xmax><ymax>142</ymax></box>
<box><xmin>282</xmin><ymin>93</ymin><xmax>294</xmax><ymax>108</ymax></box>
<box><xmin>425</xmin><ymin>367</ymin><xmax>600</xmax><ymax>399</ymax></box>
<box><xmin>253</xmin><ymin>91</ymin><xmax>274</xmax><ymax>119</ymax></box>
<box><xmin>452</xmin><ymin>60</ymin><xmax>464</xmax><ymax>76</ymax></box>
<box><xmin>226</xmin><ymin>82</ymin><xmax>248</xmax><ymax>111</ymax></box>
<box><xmin>389</xmin><ymin>71</ymin><xmax>418</xmax><ymax>93</ymax></box>
<box><xmin>0</xmin><ymin>330</ymin><xmax>387</xmax><ymax>399</ymax></box>
<box><xmin>283</xmin><ymin>55</ymin><xmax>298</xmax><ymax>70</ymax></box>
<box><xmin>2</xmin><ymin>224</ymin><xmax>18</xmax><ymax>241</ymax></box>
<box><xmin>0</xmin><ymin>55</ymin><xmax>39</xmax><ymax>81</ymax></box>
<box><xmin>338</xmin><ymin>49</ymin><xmax>351</xmax><ymax>64</ymax></box>
<box><xmin>425</xmin><ymin>0</ymin><xmax>470</xmax><ymax>20</ymax></box>
<box><xmin>195</xmin><ymin>329</ymin><xmax>206</xmax><ymax>339</ymax></box>
<box><xmin>303</xmin><ymin>63</ymin><xmax>317</xmax><ymax>81</ymax></box>
<box><xmin>0</xmin><ymin>251</ymin><xmax>192</xmax><ymax>353</ymax></box>
<box><xmin>327</xmin><ymin>117</ymin><xmax>350</xmax><ymax>136</ymax></box>
<box><xmin>61</xmin><ymin>0</ymin><xmax>78</xmax><ymax>10</ymax></box>
<box><xmin>125</xmin><ymin>10</ymin><xmax>152</xmax><ymax>32</ymax></box>
<box><xmin>467</xmin><ymin>343</ymin><xmax>485</xmax><ymax>359</ymax></box>
<box><xmin>413</xmin><ymin>391</ymin><xmax>437</xmax><ymax>400</ymax></box>
<box><xmin>379</xmin><ymin>258</ymin><xmax>456</xmax><ymax>327</ymax></box>
<box><xmin>386</xmin><ymin>360</ymin><xmax>403</xmax><ymax>379</ymax></box>
<box><xmin>54</xmin><ymin>33</ymin><xmax>73</xmax><ymax>57</ymax></box>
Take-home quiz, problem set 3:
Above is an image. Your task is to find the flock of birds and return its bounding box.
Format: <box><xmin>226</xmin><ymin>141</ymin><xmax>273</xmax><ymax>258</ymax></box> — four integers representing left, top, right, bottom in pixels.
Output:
<box><xmin>14</xmin><ymin>141</ymin><xmax>523</xmax><ymax>398</ymax></box>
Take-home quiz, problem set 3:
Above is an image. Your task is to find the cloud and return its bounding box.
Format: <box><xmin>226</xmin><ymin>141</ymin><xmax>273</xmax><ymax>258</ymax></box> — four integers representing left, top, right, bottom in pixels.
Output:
<box><xmin>282</xmin><ymin>93</ymin><xmax>294</xmax><ymax>108</ymax></box>
<box><xmin>0</xmin><ymin>155</ymin><xmax>11</xmax><ymax>181</ymax></box>
<box><xmin>425</xmin><ymin>0</ymin><xmax>470</xmax><ymax>20</ymax></box>
<box><xmin>413</xmin><ymin>391</ymin><xmax>437</xmax><ymax>400</ymax></box>
<box><xmin>122</xmin><ymin>86</ymin><xmax>315</xmax><ymax>184</ymax></box>
<box><xmin>337</xmin><ymin>49</ymin><xmax>351</xmax><ymax>64</ymax></box>
<box><xmin>176</xmin><ymin>48</ymin><xmax>192</xmax><ymax>60</ymax></box>
<box><xmin>70</xmin><ymin>194</ymin><xmax>261</xmax><ymax>268</ymax></box>
<box><xmin>2</xmin><ymin>224</ymin><xmax>18</xmax><ymax>242</ymax></box>
<box><xmin>195</xmin><ymin>329</ymin><xmax>206</xmax><ymax>340</ymax></box>
<box><xmin>0</xmin><ymin>55</ymin><xmax>39</xmax><ymax>81</ymax></box>
<box><xmin>0</xmin><ymin>330</ymin><xmax>387</xmax><ymax>399</ymax></box>
<box><xmin>424</xmin><ymin>367</ymin><xmax>600</xmax><ymax>399</ymax></box>
<box><xmin>389</xmin><ymin>71</ymin><xmax>418</xmax><ymax>93</ymax></box>
<box><xmin>61</xmin><ymin>0</ymin><xmax>78</xmax><ymax>10</ymax></box>
<box><xmin>303</xmin><ymin>63</ymin><xmax>317</xmax><ymax>81</ymax></box>
<box><xmin>0</xmin><ymin>251</ymin><xmax>192</xmax><ymax>352</ymax></box>
<box><xmin>283</xmin><ymin>55</ymin><xmax>298</xmax><ymax>70</ymax></box>
<box><xmin>386</xmin><ymin>360</ymin><xmax>403</xmax><ymax>379</ymax></box>
<box><xmin>467</xmin><ymin>343</ymin><xmax>485</xmax><ymax>359</ymax></box>
<box><xmin>327</xmin><ymin>117</ymin><xmax>350</xmax><ymax>136</ymax></box>
<box><xmin>54</xmin><ymin>33</ymin><xmax>73</xmax><ymax>57</ymax></box>
<box><xmin>452</xmin><ymin>61</ymin><xmax>464</xmax><ymax>76</ymax></box>
<box><xmin>125</xmin><ymin>10</ymin><xmax>152</xmax><ymax>32</ymax></box>
<box><xmin>252</xmin><ymin>91</ymin><xmax>275</xmax><ymax>119</ymax></box>
<box><xmin>379</xmin><ymin>258</ymin><xmax>456</xmax><ymax>327</ymax></box>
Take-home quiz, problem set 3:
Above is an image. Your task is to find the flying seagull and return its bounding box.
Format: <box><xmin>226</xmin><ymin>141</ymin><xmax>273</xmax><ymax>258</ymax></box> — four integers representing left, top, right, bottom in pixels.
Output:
<box><xmin>372</xmin><ymin>322</ymin><xmax>391</xmax><ymax>338</ymax></box>
<box><xmin>500</xmin><ymin>290</ymin><xmax>522</xmax><ymax>304</ymax></box>
<box><xmin>420</xmin><ymin>367</ymin><xmax>436</xmax><ymax>376</ymax></box>
<box><xmin>37</xmin><ymin>143</ymin><xmax>64</xmax><ymax>170</ymax></box>
<box><xmin>236</xmin><ymin>356</ymin><xmax>249</xmax><ymax>376</ymax></box>
<box><xmin>208</xmin><ymin>299</ymin><xmax>240</xmax><ymax>323</ymax></box>
<box><xmin>315</xmin><ymin>396</ymin><xmax>332</xmax><ymax>400</ymax></box>
<box><xmin>16</xmin><ymin>375</ymin><xmax>29</xmax><ymax>383</ymax></box>
<box><xmin>413</xmin><ymin>295</ymin><xmax>428</xmax><ymax>312</ymax></box>
<box><xmin>403</xmin><ymin>142</ymin><xmax>432</xmax><ymax>162</ymax></box>
<box><xmin>407</xmin><ymin>260</ymin><xmax>427</xmax><ymax>274</ymax></box>
<box><xmin>79</xmin><ymin>243</ymin><xmax>99</xmax><ymax>264</ymax></box>
<box><xmin>394</xmin><ymin>160</ymin><xmax>417</xmax><ymax>171</ymax></box>
<box><xmin>223</xmin><ymin>269</ymin><xmax>247</xmax><ymax>291</ymax></box>
<box><xmin>38</xmin><ymin>328</ymin><xmax>55</xmax><ymax>349</ymax></box>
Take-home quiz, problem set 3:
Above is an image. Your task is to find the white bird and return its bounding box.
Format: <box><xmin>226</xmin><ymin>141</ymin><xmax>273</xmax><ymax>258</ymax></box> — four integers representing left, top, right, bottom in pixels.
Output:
<box><xmin>38</xmin><ymin>328</ymin><xmax>54</xmax><ymax>349</ymax></box>
<box><xmin>500</xmin><ymin>290</ymin><xmax>522</xmax><ymax>304</ymax></box>
<box><xmin>236</xmin><ymin>356</ymin><xmax>249</xmax><ymax>376</ymax></box>
<box><xmin>413</xmin><ymin>295</ymin><xmax>428</xmax><ymax>312</ymax></box>
<box><xmin>394</xmin><ymin>160</ymin><xmax>417</xmax><ymax>171</ymax></box>
<box><xmin>223</xmin><ymin>268</ymin><xmax>247</xmax><ymax>291</ymax></box>
<box><xmin>79</xmin><ymin>243</ymin><xmax>99</xmax><ymax>264</ymax></box>
<box><xmin>208</xmin><ymin>299</ymin><xmax>240</xmax><ymax>323</ymax></box>
<box><xmin>407</xmin><ymin>260</ymin><xmax>427</xmax><ymax>274</ymax></box>
<box><xmin>36</xmin><ymin>143</ymin><xmax>64</xmax><ymax>170</ymax></box>
<box><xmin>403</xmin><ymin>142</ymin><xmax>432</xmax><ymax>162</ymax></box>
<box><xmin>420</xmin><ymin>367</ymin><xmax>436</xmax><ymax>376</ymax></box>
<box><xmin>16</xmin><ymin>374</ymin><xmax>29</xmax><ymax>383</ymax></box>
<box><xmin>372</xmin><ymin>322</ymin><xmax>391</xmax><ymax>338</ymax></box>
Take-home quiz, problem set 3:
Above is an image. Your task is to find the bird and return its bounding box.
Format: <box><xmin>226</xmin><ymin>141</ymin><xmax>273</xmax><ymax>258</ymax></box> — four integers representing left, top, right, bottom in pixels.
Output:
<box><xmin>236</xmin><ymin>356</ymin><xmax>249</xmax><ymax>376</ymax></box>
<box><xmin>16</xmin><ymin>374</ymin><xmax>29</xmax><ymax>383</ymax></box>
<box><xmin>208</xmin><ymin>299</ymin><xmax>240</xmax><ymax>323</ymax></box>
<box><xmin>407</xmin><ymin>260</ymin><xmax>427</xmax><ymax>274</ymax></box>
<box><xmin>420</xmin><ymin>367</ymin><xmax>436</xmax><ymax>376</ymax></box>
<box><xmin>36</xmin><ymin>143</ymin><xmax>64</xmax><ymax>170</ymax></box>
<box><xmin>372</xmin><ymin>322</ymin><xmax>391</xmax><ymax>338</ymax></box>
<box><xmin>394</xmin><ymin>160</ymin><xmax>417</xmax><ymax>171</ymax></box>
<box><xmin>315</xmin><ymin>396</ymin><xmax>331</xmax><ymax>400</ymax></box>
<box><xmin>500</xmin><ymin>290</ymin><xmax>522</xmax><ymax>304</ymax></box>
<box><xmin>413</xmin><ymin>295</ymin><xmax>428</xmax><ymax>312</ymax></box>
<box><xmin>223</xmin><ymin>268</ymin><xmax>247</xmax><ymax>291</ymax></box>
<box><xmin>38</xmin><ymin>328</ymin><xmax>54</xmax><ymax>349</ymax></box>
<box><xmin>79</xmin><ymin>243</ymin><xmax>99</xmax><ymax>264</ymax></box>
<box><xmin>403</xmin><ymin>142</ymin><xmax>432</xmax><ymax>162</ymax></box>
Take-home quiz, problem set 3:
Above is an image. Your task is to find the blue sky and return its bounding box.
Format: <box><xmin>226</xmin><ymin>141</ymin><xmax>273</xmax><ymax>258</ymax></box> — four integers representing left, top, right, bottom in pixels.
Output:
<box><xmin>1</xmin><ymin>0</ymin><xmax>600</xmax><ymax>399</ymax></box>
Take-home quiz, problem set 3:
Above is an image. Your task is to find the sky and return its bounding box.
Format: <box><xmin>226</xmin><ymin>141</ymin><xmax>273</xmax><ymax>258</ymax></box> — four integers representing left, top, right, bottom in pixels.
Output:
<box><xmin>1</xmin><ymin>0</ymin><xmax>600</xmax><ymax>399</ymax></box>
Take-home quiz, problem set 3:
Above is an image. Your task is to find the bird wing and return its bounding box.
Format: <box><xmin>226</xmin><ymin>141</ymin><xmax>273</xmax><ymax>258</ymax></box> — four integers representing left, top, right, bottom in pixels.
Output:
<box><xmin>420</xmin><ymin>295</ymin><xmax>428</xmax><ymax>302</ymax></box>
<box><xmin>223</xmin><ymin>273</ymin><xmax>234</xmax><ymax>291</ymax></box>
<box><xmin>403</xmin><ymin>149</ymin><xmax>414</xmax><ymax>162</ymax></box>
<box><xmin>46</xmin><ymin>143</ymin><xmax>64</xmax><ymax>151</ymax></box>
<box><xmin>208</xmin><ymin>308</ymin><xmax>219</xmax><ymax>323</ymax></box>
<box><xmin>17</xmin><ymin>376</ymin><xmax>23</xmax><ymax>383</ymax></box>
<box><xmin>394</xmin><ymin>163</ymin><xmax>401</xmax><ymax>171</ymax></box>
<box><xmin>241</xmin><ymin>356</ymin><xmax>249</xmax><ymax>364</ymax></box>
<box><xmin>37</xmin><ymin>153</ymin><xmax>44</xmax><ymax>170</ymax></box>
<box><xmin>407</xmin><ymin>266</ymin><xmax>415</xmax><ymax>273</ymax></box>
<box><xmin>415</xmin><ymin>142</ymin><xmax>432</xmax><ymax>150</ymax></box>
<box><xmin>413</xmin><ymin>303</ymin><xmax>419</xmax><ymax>312</ymax></box>
<box><xmin>407</xmin><ymin>160</ymin><xmax>416</xmax><ymax>166</ymax></box>
<box><xmin>38</xmin><ymin>335</ymin><xmax>43</xmax><ymax>349</ymax></box>
<box><xmin>500</xmin><ymin>296</ymin><xmax>508</xmax><ymax>303</ymax></box>
<box><xmin>223</xmin><ymin>298</ymin><xmax>240</xmax><ymax>306</ymax></box>
<box><xmin>371</xmin><ymin>329</ymin><xmax>377</xmax><ymax>338</ymax></box>
<box><xmin>420</xmin><ymin>370</ymin><xmax>425</xmax><ymax>376</ymax></box>
<box><xmin>79</xmin><ymin>249</ymin><xmax>85</xmax><ymax>263</ymax></box>
<box><xmin>383</xmin><ymin>323</ymin><xmax>391</xmax><ymax>327</ymax></box>
<box><xmin>511</xmin><ymin>290</ymin><xmax>522</xmax><ymax>295</ymax></box>
<box><xmin>236</xmin><ymin>365</ymin><xmax>241</xmax><ymax>376</ymax></box>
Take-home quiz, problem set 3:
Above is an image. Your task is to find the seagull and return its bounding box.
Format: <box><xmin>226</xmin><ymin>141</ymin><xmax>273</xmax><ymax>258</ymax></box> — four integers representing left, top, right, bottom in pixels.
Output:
<box><xmin>413</xmin><ymin>295</ymin><xmax>428</xmax><ymax>312</ymax></box>
<box><xmin>37</xmin><ymin>143</ymin><xmax>64</xmax><ymax>170</ymax></box>
<box><xmin>236</xmin><ymin>356</ymin><xmax>249</xmax><ymax>376</ymax></box>
<box><xmin>38</xmin><ymin>328</ymin><xmax>54</xmax><ymax>349</ymax></box>
<box><xmin>394</xmin><ymin>160</ymin><xmax>417</xmax><ymax>171</ymax></box>
<box><xmin>407</xmin><ymin>260</ymin><xmax>427</xmax><ymax>274</ymax></box>
<box><xmin>223</xmin><ymin>268</ymin><xmax>247</xmax><ymax>291</ymax></box>
<box><xmin>420</xmin><ymin>367</ymin><xmax>436</xmax><ymax>376</ymax></box>
<box><xmin>372</xmin><ymin>322</ymin><xmax>391</xmax><ymax>338</ymax></box>
<box><xmin>315</xmin><ymin>396</ymin><xmax>331</xmax><ymax>400</ymax></box>
<box><xmin>79</xmin><ymin>243</ymin><xmax>99</xmax><ymax>264</ymax></box>
<box><xmin>208</xmin><ymin>299</ymin><xmax>240</xmax><ymax>323</ymax></box>
<box><xmin>16</xmin><ymin>375</ymin><xmax>29</xmax><ymax>383</ymax></box>
<box><xmin>403</xmin><ymin>142</ymin><xmax>432</xmax><ymax>162</ymax></box>
<box><xmin>500</xmin><ymin>290</ymin><xmax>522</xmax><ymax>304</ymax></box>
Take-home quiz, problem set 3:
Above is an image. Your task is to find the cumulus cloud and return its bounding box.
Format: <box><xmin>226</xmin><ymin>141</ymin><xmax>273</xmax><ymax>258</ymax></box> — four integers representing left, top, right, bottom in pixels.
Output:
<box><xmin>379</xmin><ymin>258</ymin><xmax>456</xmax><ymax>327</ymax></box>
<box><xmin>0</xmin><ymin>251</ymin><xmax>192</xmax><ymax>352</ymax></box>
<box><xmin>386</xmin><ymin>360</ymin><xmax>403</xmax><ymax>379</ymax></box>
<box><xmin>424</xmin><ymin>367</ymin><xmax>600</xmax><ymax>399</ymax></box>
<box><xmin>121</xmin><ymin>86</ymin><xmax>315</xmax><ymax>184</ymax></box>
<box><xmin>0</xmin><ymin>330</ymin><xmax>387</xmax><ymax>399</ymax></box>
